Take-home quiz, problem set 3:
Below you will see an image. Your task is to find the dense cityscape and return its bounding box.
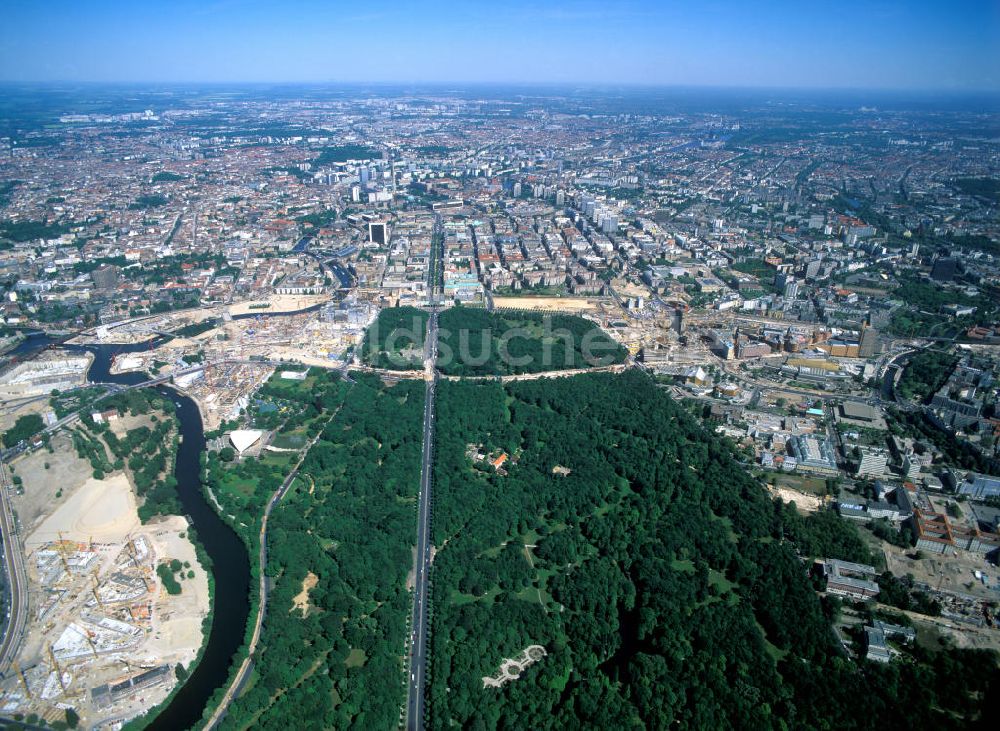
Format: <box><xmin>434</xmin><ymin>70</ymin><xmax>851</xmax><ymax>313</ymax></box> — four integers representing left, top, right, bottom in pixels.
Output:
<box><xmin>0</xmin><ymin>62</ymin><xmax>998</xmax><ymax>731</ymax></box>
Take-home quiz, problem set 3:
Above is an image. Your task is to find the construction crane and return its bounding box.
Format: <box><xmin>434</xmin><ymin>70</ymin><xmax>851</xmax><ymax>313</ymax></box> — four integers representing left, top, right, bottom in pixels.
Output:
<box><xmin>90</xmin><ymin>573</ymin><xmax>103</xmax><ymax>607</ymax></box>
<box><xmin>13</xmin><ymin>661</ymin><xmax>31</xmax><ymax>699</ymax></box>
<box><xmin>47</xmin><ymin>644</ymin><xmax>66</xmax><ymax>695</ymax></box>
<box><xmin>55</xmin><ymin>532</ymin><xmax>71</xmax><ymax>574</ymax></box>
<box><xmin>83</xmin><ymin>631</ymin><xmax>99</xmax><ymax>660</ymax></box>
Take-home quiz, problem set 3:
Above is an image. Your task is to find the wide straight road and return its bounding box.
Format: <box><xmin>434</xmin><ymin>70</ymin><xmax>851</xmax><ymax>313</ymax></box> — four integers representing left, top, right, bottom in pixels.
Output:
<box><xmin>0</xmin><ymin>461</ymin><xmax>28</xmax><ymax>676</ymax></box>
<box><xmin>405</xmin><ymin>308</ymin><xmax>438</xmax><ymax>730</ymax></box>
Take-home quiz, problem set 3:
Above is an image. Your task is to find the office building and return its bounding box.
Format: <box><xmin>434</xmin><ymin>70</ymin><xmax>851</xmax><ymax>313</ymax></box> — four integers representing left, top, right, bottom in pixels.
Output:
<box><xmin>368</xmin><ymin>221</ymin><xmax>387</xmax><ymax>246</ymax></box>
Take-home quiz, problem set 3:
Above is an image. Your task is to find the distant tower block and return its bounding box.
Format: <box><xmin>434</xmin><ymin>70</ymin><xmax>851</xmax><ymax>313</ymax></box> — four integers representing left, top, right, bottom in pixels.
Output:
<box><xmin>672</xmin><ymin>307</ymin><xmax>685</xmax><ymax>335</ymax></box>
<box><xmin>368</xmin><ymin>221</ymin><xmax>387</xmax><ymax>246</ymax></box>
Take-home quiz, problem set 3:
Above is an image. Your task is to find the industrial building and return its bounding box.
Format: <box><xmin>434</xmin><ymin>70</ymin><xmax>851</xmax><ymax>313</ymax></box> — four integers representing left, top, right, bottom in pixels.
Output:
<box><xmin>823</xmin><ymin>559</ymin><xmax>880</xmax><ymax>600</ymax></box>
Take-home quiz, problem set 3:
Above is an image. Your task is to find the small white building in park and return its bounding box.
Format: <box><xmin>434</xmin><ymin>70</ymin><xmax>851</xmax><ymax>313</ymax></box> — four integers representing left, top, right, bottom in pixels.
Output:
<box><xmin>228</xmin><ymin>429</ymin><xmax>264</xmax><ymax>454</ymax></box>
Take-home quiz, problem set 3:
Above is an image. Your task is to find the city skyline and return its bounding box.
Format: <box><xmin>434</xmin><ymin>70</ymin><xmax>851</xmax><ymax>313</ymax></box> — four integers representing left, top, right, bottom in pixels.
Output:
<box><xmin>1</xmin><ymin>0</ymin><xmax>999</xmax><ymax>90</ymax></box>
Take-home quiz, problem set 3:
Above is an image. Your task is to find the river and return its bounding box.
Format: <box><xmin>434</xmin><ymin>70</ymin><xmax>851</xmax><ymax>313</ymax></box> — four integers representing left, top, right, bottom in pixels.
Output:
<box><xmin>8</xmin><ymin>335</ymin><xmax>251</xmax><ymax>729</ymax></box>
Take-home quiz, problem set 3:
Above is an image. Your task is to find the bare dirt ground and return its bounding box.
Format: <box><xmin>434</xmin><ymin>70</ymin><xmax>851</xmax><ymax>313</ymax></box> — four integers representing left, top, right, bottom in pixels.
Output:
<box><xmin>612</xmin><ymin>281</ymin><xmax>650</xmax><ymax>299</ymax></box>
<box><xmin>0</xmin><ymin>397</ymin><xmax>49</xmax><ymax>427</ymax></box>
<box><xmin>25</xmin><ymin>473</ymin><xmax>139</xmax><ymax>550</ymax></box>
<box><xmin>883</xmin><ymin>542</ymin><xmax>998</xmax><ymax>602</ymax></box>
<box><xmin>291</xmin><ymin>571</ymin><xmax>319</xmax><ymax>615</ymax></box>
<box><xmin>11</xmin><ymin>431</ymin><xmax>91</xmax><ymax>534</ymax></box>
<box><xmin>902</xmin><ymin>610</ymin><xmax>1000</xmax><ymax>652</ymax></box>
<box><xmin>766</xmin><ymin>485</ymin><xmax>823</xmax><ymax>512</ymax></box>
<box><xmin>143</xmin><ymin>515</ymin><xmax>210</xmax><ymax>667</ymax></box>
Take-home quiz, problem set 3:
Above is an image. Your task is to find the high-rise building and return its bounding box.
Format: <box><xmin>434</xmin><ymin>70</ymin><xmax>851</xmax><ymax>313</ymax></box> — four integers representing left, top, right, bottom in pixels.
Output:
<box><xmin>930</xmin><ymin>257</ymin><xmax>958</xmax><ymax>282</ymax></box>
<box><xmin>783</xmin><ymin>278</ymin><xmax>799</xmax><ymax>301</ymax></box>
<box><xmin>359</xmin><ymin>166</ymin><xmax>370</xmax><ymax>185</ymax></box>
<box><xmin>368</xmin><ymin>221</ymin><xmax>387</xmax><ymax>246</ymax></box>
<box><xmin>672</xmin><ymin>307</ymin><xmax>685</xmax><ymax>335</ymax></box>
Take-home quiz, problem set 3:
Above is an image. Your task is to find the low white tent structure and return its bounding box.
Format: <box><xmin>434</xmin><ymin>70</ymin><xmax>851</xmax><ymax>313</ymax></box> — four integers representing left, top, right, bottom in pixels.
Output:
<box><xmin>228</xmin><ymin>429</ymin><xmax>264</xmax><ymax>454</ymax></box>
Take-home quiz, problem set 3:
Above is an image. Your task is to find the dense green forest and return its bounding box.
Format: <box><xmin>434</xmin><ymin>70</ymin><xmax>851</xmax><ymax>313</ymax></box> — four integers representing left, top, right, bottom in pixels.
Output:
<box><xmin>128</xmin><ymin>193</ymin><xmax>169</xmax><ymax>209</ymax></box>
<box><xmin>889</xmin><ymin>273</ymin><xmax>999</xmax><ymax>337</ymax></box>
<box><xmin>360</xmin><ymin>306</ymin><xmax>428</xmax><ymax>369</ymax></box>
<box><xmin>0</xmin><ymin>218</ymin><xmax>72</xmax><ymax>243</ymax></box>
<box><xmin>427</xmin><ymin>371</ymin><xmax>997</xmax><ymax>729</ymax></box>
<box><xmin>215</xmin><ymin>371</ymin><xmax>423</xmax><ymax>729</ymax></box>
<box><xmin>953</xmin><ymin>177</ymin><xmax>1000</xmax><ymax>204</ymax></box>
<box><xmin>152</xmin><ymin>171</ymin><xmax>186</xmax><ymax>182</ymax></box>
<box><xmin>436</xmin><ymin>307</ymin><xmax>627</xmax><ymax>376</ymax></box>
<box><xmin>897</xmin><ymin>350</ymin><xmax>958</xmax><ymax>402</ymax></box>
<box><xmin>312</xmin><ymin>145</ymin><xmax>381</xmax><ymax>166</ymax></box>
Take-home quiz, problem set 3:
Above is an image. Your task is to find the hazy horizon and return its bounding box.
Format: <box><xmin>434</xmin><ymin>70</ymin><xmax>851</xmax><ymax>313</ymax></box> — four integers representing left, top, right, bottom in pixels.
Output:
<box><xmin>2</xmin><ymin>1</ymin><xmax>998</xmax><ymax>91</ymax></box>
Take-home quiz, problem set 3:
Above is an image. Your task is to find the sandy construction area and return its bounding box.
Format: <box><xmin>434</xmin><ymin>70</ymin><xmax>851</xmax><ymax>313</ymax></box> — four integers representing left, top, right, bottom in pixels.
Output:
<box><xmin>492</xmin><ymin>296</ymin><xmax>601</xmax><ymax>312</ymax></box>
<box><xmin>142</xmin><ymin>516</ymin><xmax>211</xmax><ymax>666</ymax></box>
<box><xmin>25</xmin><ymin>473</ymin><xmax>140</xmax><ymax>551</ymax></box>
<box><xmin>11</xmin><ymin>432</ymin><xmax>90</xmax><ymax>533</ymax></box>
<box><xmin>767</xmin><ymin>485</ymin><xmax>824</xmax><ymax>513</ymax></box>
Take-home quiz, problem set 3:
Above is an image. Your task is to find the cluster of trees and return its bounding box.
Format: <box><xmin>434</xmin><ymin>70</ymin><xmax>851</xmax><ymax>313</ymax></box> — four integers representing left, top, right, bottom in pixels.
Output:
<box><xmin>890</xmin><ymin>274</ymin><xmax>999</xmax><ymax>337</ymax></box>
<box><xmin>295</xmin><ymin>208</ymin><xmax>339</xmax><ymax>228</ymax></box>
<box><xmin>262</xmin><ymin>165</ymin><xmax>311</xmax><ymax>181</ymax></box>
<box><xmin>727</xmin><ymin>258</ymin><xmax>780</xmax><ymax>293</ymax></box>
<box><xmin>876</xmin><ymin>571</ymin><xmax>942</xmax><ymax>616</ymax></box>
<box><xmin>157</xmin><ymin>561</ymin><xmax>183</xmax><ymax>595</ymax></box>
<box><xmin>72</xmin><ymin>251</ymin><xmax>224</xmax><ymax>288</ymax></box>
<box><xmin>897</xmin><ymin>350</ymin><xmax>959</xmax><ymax>402</ymax></box>
<box><xmin>0</xmin><ymin>218</ymin><xmax>71</xmax><ymax>243</ymax></box>
<box><xmin>869</xmin><ymin>516</ymin><xmax>915</xmax><ymax>547</ymax></box>
<box><xmin>151</xmin><ymin>171</ymin><xmax>185</xmax><ymax>182</ymax></box>
<box><xmin>360</xmin><ymin>306</ymin><xmax>428</xmax><ymax>370</ymax></box>
<box><xmin>72</xmin><ymin>389</ymin><xmax>182</xmax><ymax>520</ymax></box>
<box><xmin>427</xmin><ymin>370</ymin><xmax>997</xmax><ymax>729</ymax></box>
<box><xmin>889</xmin><ymin>407</ymin><xmax>1000</xmax><ymax>476</ymax></box>
<box><xmin>172</xmin><ymin>319</ymin><xmax>217</xmax><ymax>338</ymax></box>
<box><xmin>2</xmin><ymin>413</ymin><xmax>44</xmax><ymax>447</ymax></box>
<box><xmin>953</xmin><ymin>177</ymin><xmax>1000</xmax><ymax>204</ymax></box>
<box><xmin>312</xmin><ymin>145</ymin><xmax>381</xmax><ymax>166</ymax></box>
<box><xmin>0</xmin><ymin>180</ymin><xmax>17</xmax><ymax>207</ymax></box>
<box><xmin>128</xmin><ymin>193</ymin><xmax>168</xmax><ymax>210</ymax></box>
<box><xmin>218</xmin><ymin>373</ymin><xmax>423</xmax><ymax>729</ymax></box>
<box><xmin>435</xmin><ymin>307</ymin><xmax>627</xmax><ymax>376</ymax></box>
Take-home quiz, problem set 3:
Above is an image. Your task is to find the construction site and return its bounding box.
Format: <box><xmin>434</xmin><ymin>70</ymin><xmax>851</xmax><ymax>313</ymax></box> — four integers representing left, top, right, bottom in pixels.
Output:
<box><xmin>0</xmin><ymin>446</ymin><xmax>208</xmax><ymax>727</ymax></box>
<box><xmin>98</xmin><ymin>298</ymin><xmax>377</xmax><ymax>431</ymax></box>
<box><xmin>0</xmin><ymin>352</ymin><xmax>92</xmax><ymax>400</ymax></box>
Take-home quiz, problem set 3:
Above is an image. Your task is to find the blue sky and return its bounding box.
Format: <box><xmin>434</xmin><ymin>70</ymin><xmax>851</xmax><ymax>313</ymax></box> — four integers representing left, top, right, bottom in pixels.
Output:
<box><xmin>1</xmin><ymin>0</ymin><xmax>998</xmax><ymax>89</ymax></box>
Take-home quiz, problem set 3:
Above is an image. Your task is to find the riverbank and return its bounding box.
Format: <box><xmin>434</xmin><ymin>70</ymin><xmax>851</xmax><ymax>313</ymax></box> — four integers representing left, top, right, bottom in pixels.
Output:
<box><xmin>69</xmin><ymin>341</ymin><xmax>252</xmax><ymax>730</ymax></box>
